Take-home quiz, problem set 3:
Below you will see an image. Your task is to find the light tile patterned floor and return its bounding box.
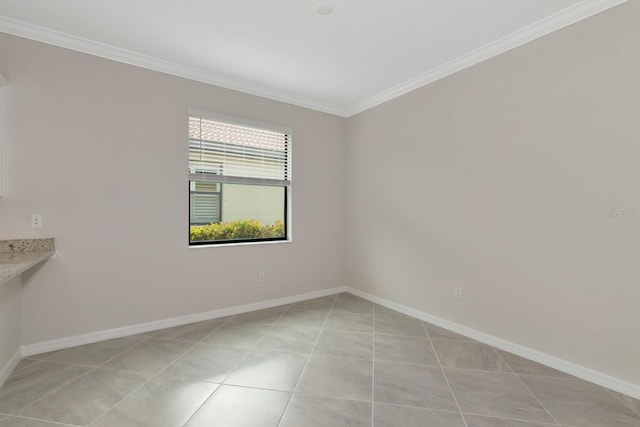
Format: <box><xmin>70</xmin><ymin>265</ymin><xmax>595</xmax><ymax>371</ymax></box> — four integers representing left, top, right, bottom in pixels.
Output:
<box><xmin>0</xmin><ymin>293</ymin><xmax>638</xmax><ymax>426</ymax></box>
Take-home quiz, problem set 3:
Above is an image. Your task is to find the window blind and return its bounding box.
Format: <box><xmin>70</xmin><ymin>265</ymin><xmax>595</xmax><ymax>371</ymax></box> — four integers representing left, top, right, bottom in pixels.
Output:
<box><xmin>188</xmin><ymin>111</ymin><xmax>291</xmax><ymax>187</ymax></box>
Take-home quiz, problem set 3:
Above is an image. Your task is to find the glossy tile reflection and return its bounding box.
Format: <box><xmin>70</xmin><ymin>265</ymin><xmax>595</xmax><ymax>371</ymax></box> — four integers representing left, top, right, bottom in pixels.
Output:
<box><xmin>0</xmin><ymin>293</ymin><xmax>637</xmax><ymax>427</ymax></box>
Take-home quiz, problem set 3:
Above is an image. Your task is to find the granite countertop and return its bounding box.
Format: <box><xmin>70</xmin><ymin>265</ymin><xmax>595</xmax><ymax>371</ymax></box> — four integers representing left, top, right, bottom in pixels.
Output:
<box><xmin>0</xmin><ymin>238</ymin><xmax>55</xmax><ymax>285</ymax></box>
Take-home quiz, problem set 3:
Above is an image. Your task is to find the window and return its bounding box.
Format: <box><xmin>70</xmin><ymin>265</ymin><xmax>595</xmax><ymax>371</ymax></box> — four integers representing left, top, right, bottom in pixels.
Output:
<box><xmin>188</xmin><ymin>110</ymin><xmax>291</xmax><ymax>245</ymax></box>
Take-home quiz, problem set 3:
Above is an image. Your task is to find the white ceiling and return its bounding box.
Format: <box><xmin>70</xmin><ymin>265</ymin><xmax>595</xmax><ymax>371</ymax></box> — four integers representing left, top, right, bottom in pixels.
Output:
<box><xmin>0</xmin><ymin>0</ymin><xmax>626</xmax><ymax>117</ymax></box>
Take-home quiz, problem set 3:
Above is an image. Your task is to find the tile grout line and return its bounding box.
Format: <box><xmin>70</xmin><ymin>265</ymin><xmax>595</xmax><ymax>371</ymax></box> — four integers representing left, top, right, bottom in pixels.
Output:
<box><xmin>12</xmin><ymin>297</ymin><xmax>627</xmax><ymax>427</ymax></box>
<box><xmin>92</xmin><ymin>333</ymin><xmax>156</xmax><ymax>368</ymax></box>
<box><xmin>460</xmin><ymin>411</ymin><xmax>561</xmax><ymax>426</ymax></box>
<box><xmin>371</xmin><ymin>303</ymin><xmax>376</xmax><ymax>427</ymax></box>
<box><xmin>0</xmin><ymin>413</ymin><xmax>80</xmax><ymax>426</ymax></box>
<box><xmin>39</xmin><ymin>333</ymin><xmax>152</xmax><ymax>367</ymax></box>
<box><xmin>90</xmin><ymin>313</ymin><xmax>258</xmax><ymax>425</ymax></box>
<box><xmin>9</xmin><ymin>359</ymin><xmax>44</xmax><ymax>376</ymax></box>
<box><xmin>11</xmin><ymin>359</ymin><xmax>98</xmax><ymax>370</ymax></box>
<box><xmin>492</xmin><ymin>348</ymin><xmax>562</xmax><ymax>426</ymax></box>
<box><xmin>439</xmin><ymin>365</ymin><xmax>588</xmax><ymax>377</ymax></box>
<box><xmin>14</xmin><ymin>332</ymin><xmax>154</xmax><ymax>418</ymax></box>
<box><xmin>8</xmin><ymin>365</ymin><xmax>96</xmax><ymax>418</ymax></box>
<box><xmin>422</xmin><ymin>321</ymin><xmax>469</xmax><ymax>427</ymax></box>
<box><xmin>85</xmin><ymin>337</ymin><xmax>201</xmax><ymax>427</ymax></box>
<box><xmin>180</xmin><ymin>305</ymin><xmax>296</xmax><ymax>427</ymax></box>
<box><xmin>606</xmin><ymin>388</ymin><xmax>640</xmax><ymax>417</ymax></box>
<box><xmin>275</xmin><ymin>295</ymin><xmax>339</xmax><ymax>427</ymax></box>
<box><xmin>323</xmin><ymin>314</ymin><xmax>370</xmax><ymax>334</ymax></box>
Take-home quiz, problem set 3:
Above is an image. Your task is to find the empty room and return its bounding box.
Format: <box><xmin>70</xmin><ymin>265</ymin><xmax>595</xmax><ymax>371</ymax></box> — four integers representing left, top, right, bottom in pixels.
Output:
<box><xmin>0</xmin><ymin>0</ymin><xmax>638</xmax><ymax>426</ymax></box>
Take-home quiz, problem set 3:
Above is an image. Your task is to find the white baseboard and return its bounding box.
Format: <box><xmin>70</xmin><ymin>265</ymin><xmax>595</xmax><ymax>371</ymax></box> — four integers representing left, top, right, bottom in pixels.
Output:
<box><xmin>20</xmin><ymin>284</ymin><xmax>639</xmax><ymax>400</ymax></box>
<box><xmin>22</xmin><ymin>286</ymin><xmax>348</xmax><ymax>357</ymax></box>
<box><xmin>0</xmin><ymin>348</ymin><xmax>22</xmax><ymax>388</ymax></box>
<box><xmin>347</xmin><ymin>287</ymin><xmax>640</xmax><ymax>400</ymax></box>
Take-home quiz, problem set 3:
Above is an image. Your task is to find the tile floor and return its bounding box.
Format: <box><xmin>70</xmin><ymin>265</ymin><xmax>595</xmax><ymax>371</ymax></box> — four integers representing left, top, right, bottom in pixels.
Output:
<box><xmin>0</xmin><ymin>293</ymin><xmax>638</xmax><ymax>426</ymax></box>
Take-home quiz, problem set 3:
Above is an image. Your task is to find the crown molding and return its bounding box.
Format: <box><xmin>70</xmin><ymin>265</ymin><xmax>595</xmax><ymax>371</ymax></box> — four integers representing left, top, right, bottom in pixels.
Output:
<box><xmin>345</xmin><ymin>0</ymin><xmax>628</xmax><ymax>117</ymax></box>
<box><xmin>0</xmin><ymin>0</ymin><xmax>627</xmax><ymax>118</ymax></box>
<box><xmin>0</xmin><ymin>16</ymin><xmax>350</xmax><ymax>117</ymax></box>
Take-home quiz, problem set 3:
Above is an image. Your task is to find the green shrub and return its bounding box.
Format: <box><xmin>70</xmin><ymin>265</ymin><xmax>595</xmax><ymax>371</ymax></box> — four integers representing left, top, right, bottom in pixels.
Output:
<box><xmin>190</xmin><ymin>219</ymin><xmax>285</xmax><ymax>242</ymax></box>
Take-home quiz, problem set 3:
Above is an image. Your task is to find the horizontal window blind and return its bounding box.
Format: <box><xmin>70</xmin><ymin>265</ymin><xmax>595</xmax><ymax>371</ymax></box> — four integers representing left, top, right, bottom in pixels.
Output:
<box><xmin>188</xmin><ymin>112</ymin><xmax>291</xmax><ymax>187</ymax></box>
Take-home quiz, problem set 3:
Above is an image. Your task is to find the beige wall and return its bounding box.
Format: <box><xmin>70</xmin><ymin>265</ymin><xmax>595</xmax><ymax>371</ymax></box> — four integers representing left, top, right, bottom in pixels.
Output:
<box><xmin>0</xmin><ymin>276</ymin><xmax>21</xmax><ymax>376</ymax></box>
<box><xmin>0</xmin><ymin>33</ymin><xmax>347</xmax><ymax>345</ymax></box>
<box><xmin>0</xmin><ymin>0</ymin><xmax>638</xmax><ymax>390</ymax></box>
<box><xmin>347</xmin><ymin>2</ymin><xmax>640</xmax><ymax>385</ymax></box>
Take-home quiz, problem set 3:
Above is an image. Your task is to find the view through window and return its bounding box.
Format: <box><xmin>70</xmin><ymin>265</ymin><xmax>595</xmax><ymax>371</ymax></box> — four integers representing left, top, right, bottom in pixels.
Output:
<box><xmin>188</xmin><ymin>110</ymin><xmax>290</xmax><ymax>245</ymax></box>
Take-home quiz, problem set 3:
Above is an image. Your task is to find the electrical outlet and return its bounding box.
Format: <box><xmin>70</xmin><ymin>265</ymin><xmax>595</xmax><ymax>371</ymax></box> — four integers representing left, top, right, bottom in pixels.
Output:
<box><xmin>454</xmin><ymin>287</ymin><xmax>463</xmax><ymax>300</ymax></box>
<box><xmin>31</xmin><ymin>214</ymin><xmax>43</xmax><ymax>229</ymax></box>
<box><xmin>258</xmin><ymin>272</ymin><xmax>265</xmax><ymax>282</ymax></box>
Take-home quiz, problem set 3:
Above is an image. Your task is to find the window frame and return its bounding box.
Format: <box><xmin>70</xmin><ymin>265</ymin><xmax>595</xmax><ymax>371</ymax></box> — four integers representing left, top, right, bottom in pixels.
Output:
<box><xmin>187</xmin><ymin>109</ymin><xmax>292</xmax><ymax>247</ymax></box>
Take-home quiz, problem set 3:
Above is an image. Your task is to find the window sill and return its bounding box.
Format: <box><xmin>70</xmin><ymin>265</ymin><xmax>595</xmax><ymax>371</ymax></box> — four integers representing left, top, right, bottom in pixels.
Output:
<box><xmin>188</xmin><ymin>239</ymin><xmax>292</xmax><ymax>249</ymax></box>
